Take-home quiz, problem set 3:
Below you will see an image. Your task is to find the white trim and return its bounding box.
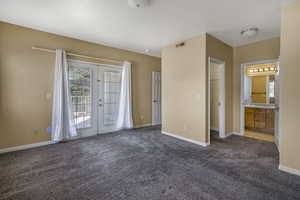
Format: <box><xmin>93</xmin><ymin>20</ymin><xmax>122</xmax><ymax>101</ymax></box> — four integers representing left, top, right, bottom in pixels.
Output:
<box><xmin>279</xmin><ymin>165</ymin><xmax>300</xmax><ymax>176</ymax></box>
<box><xmin>0</xmin><ymin>141</ymin><xmax>57</xmax><ymax>154</ymax></box>
<box><xmin>220</xmin><ymin>132</ymin><xmax>243</xmax><ymax>138</ymax></box>
<box><xmin>208</xmin><ymin>57</ymin><xmax>226</xmax><ymax>141</ymax></box>
<box><xmin>162</xmin><ymin>131</ymin><xmax>209</xmax><ymax>147</ymax></box>
<box><xmin>232</xmin><ymin>132</ymin><xmax>244</xmax><ymax>136</ymax></box>
<box><xmin>134</xmin><ymin>123</ymin><xmax>153</xmax><ymax>128</ymax></box>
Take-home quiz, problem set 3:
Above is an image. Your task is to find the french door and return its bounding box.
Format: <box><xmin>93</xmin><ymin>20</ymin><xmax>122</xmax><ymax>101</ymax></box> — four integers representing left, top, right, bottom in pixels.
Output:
<box><xmin>68</xmin><ymin>60</ymin><xmax>122</xmax><ymax>137</ymax></box>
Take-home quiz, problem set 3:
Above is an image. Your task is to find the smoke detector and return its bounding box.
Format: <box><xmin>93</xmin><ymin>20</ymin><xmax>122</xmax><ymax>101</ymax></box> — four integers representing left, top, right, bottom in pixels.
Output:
<box><xmin>128</xmin><ymin>0</ymin><xmax>149</xmax><ymax>8</ymax></box>
<box><xmin>241</xmin><ymin>27</ymin><xmax>259</xmax><ymax>38</ymax></box>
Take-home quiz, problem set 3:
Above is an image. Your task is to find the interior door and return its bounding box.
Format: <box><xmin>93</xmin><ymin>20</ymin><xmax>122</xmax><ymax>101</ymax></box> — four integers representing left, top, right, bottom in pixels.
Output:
<box><xmin>152</xmin><ymin>72</ymin><xmax>161</xmax><ymax>125</ymax></box>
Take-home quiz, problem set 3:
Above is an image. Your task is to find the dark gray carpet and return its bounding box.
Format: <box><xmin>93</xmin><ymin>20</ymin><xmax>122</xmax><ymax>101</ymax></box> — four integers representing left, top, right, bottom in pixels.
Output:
<box><xmin>1</xmin><ymin>126</ymin><xmax>300</xmax><ymax>200</ymax></box>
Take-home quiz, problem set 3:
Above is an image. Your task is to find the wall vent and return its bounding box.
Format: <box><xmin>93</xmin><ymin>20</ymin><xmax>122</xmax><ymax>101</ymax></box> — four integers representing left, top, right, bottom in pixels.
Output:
<box><xmin>176</xmin><ymin>42</ymin><xmax>185</xmax><ymax>48</ymax></box>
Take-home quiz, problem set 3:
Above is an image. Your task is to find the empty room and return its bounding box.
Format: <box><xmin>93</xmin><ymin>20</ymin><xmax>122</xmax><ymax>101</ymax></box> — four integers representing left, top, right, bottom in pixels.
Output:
<box><xmin>1</xmin><ymin>0</ymin><xmax>300</xmax><ymax>199</ymax></box>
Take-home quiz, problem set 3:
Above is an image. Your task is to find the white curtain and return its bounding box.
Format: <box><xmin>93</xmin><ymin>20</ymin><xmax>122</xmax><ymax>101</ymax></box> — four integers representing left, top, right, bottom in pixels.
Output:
<box><xmin>51</xmin><ymin>49</ymin><xmax>78</xmax><ymax>142</ymax></box>
<box><xmin>116</xmin><ymin>61</ymin><xmax>133</xmax><ymax>130</ymax></box>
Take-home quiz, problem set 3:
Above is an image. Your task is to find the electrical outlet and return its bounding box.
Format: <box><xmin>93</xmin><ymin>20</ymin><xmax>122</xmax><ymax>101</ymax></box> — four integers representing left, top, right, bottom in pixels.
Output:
<box><xmin>33</xmin><ymin>130</ymin><xmax>39</xmax><ymax>135</ymax></box>
<box><xmin>140</xmin><ymin>115</ymin><xmax>144</xmax><ymax>121</ymax></box>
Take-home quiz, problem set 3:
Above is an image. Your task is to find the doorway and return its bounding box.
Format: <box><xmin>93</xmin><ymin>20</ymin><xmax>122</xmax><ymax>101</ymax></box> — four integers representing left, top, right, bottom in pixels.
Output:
<box><xmin>152</xmin><ymin>72</ymin><xmax>161</xmax><ymax>125</ymax></box>
<box><xmin>68</xmin><ymin>60</ymin><xmax>122</xmax><ymax>137</ymax></box>
<box><xmin>208</xmin><ymin>57</ymin><xmax>225</xmax><ymax>141</ymax></box>
<box><xmin>240</xmin><ymin>59</ymin><xmax>280</xmax><ymax>147</ymax></box>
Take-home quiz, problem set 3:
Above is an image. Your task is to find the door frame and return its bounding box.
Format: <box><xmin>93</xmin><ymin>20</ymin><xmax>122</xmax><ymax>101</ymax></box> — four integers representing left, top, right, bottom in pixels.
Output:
<box><xmin>68</xmin><ymin>59</ymin><xmax>122</xmax><ymax>138</ymax></box>
<box><xmin>208</xmin><ymin>57</ymin><xmax>226</xmax><ymax>141</ymax></box>
<box><xmin>152</xmin><ymin>71</ymin><xmax>161</xmax><ymax>126</ymax></box>
<box><xmin>239</xmin><ymin>59</ymin><xmax>279</xmax><ymax>140</ymax></box>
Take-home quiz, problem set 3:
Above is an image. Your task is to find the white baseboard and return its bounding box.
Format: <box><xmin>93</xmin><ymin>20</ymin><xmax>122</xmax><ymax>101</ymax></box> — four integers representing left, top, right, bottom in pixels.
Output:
<box><xmin>0</xmin><ymin>141</ymin><xmax>57</xmax><ymax>154</ymax></box>
<box><xmin>231</xmin><ymin>132</ymin><xmax>243</xmax><ymax>136</ymax></box>
<box><xmin>134</xmin><ymin>123</ymin><xmax>153</xmax><ymax>129</ymax></box>
<box><xmin>162</xmin><ymin>131</ymin><xmax>209</xmax><ymax>147</ymax></box>
<box><xmin>279</xmin><ymin>165</ymin><xmax>300</xmax><ymax>176</ymax></box>
<box><xmin>223</xmin><ymin>132</ymin><xmax>233</xmax><ymax>138</ymax></box>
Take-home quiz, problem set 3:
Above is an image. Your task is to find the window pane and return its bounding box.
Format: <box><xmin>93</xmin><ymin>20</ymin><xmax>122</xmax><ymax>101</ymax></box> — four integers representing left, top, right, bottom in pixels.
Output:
<box><xmin>69</xmin><ymin>67</ymin><xmax>92</xmax><ymax>129</ymax></box>
<box><xmin>103</xmin><ymin>71</ymin><xmax>122</xmax><ymax>126</ymax></box>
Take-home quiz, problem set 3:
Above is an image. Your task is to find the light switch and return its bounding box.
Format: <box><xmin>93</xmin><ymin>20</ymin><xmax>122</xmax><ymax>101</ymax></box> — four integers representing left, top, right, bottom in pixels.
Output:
<box><xmin>46</xmin><ymin>92</ymin><xmax>52</xmax><ymax>100</ymax></box>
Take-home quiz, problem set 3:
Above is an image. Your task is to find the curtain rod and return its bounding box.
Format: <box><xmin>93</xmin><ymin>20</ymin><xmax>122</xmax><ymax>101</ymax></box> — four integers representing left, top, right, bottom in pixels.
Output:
<box><xmin>32</xmin><ymin>46</ymin><xmax>124</xmax><ymax>64</ymax></box>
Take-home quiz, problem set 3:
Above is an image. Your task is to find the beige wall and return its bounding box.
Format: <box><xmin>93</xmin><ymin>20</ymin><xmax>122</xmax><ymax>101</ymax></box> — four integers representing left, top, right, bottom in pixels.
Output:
<box><xmin>206</xmin><ymin>35</ymin><xmax>234</xmax><ymax>134</ymax></box>
<box><xmin>279</xmin><ymin>0</ymin><xmax>300</xmax><ymax>171</ymax></box>
<box><xmin>0</xmin><ymin>22</ymin><xmax>161</xmax><ymax>149</ymax></box>
<box><xmin>233</xmin><ymin>38</ymin><xmax>280</xmax><ymax>132</ymax></box>
<box><xmin>162</xmin><ymin>34</ymin><xmax>207</xmax><ymax>143</ymax></box>
<box><xmin>162</xmin><ymin>34</ymin><xmax>233</xmax><ymax>143</ymax></box>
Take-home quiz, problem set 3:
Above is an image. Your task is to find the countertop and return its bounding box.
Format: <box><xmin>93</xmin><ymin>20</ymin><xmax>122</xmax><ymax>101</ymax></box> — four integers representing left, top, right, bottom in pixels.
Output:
<box><xmin>244</xmin><ymin>104</ymin><xmax>278</xmax><ymax>109</ymax></box>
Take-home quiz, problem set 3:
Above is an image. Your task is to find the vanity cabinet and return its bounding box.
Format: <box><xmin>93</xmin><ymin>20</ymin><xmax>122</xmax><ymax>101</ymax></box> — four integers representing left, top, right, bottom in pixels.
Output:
<box><xmin>245</xmin><ymin>108</ymin><xmax>274</xmax><ymax>133</ymax></box>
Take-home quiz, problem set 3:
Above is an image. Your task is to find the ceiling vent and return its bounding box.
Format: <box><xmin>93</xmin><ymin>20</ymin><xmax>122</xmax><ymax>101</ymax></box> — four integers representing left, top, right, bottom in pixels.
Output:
<box><xmin>128</xmin><ymin>0</ymin><xmax>149</xmax><ymax>8</ymax></box>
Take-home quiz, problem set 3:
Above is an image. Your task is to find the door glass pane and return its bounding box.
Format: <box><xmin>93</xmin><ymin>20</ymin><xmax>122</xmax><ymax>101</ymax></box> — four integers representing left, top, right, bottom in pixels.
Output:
<box><xmin>69</xmin><ymin>67</ymin><xmax>92</xmax><ymax>129</ymax></box>
<box><xmin>103</xmin><ymin>71</ymin><xmax>121</xmax><ymax>127</ymax></box>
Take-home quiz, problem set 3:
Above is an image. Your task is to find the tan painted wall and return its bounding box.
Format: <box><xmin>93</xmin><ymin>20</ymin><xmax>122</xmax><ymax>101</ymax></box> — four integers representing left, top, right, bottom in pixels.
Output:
<box><xmin>233</xmin><ymin>38</ymin><xmax>280</xmax><ymax>132</ymax></box>
<box><xmin>161</xmin><ymin>34</ymin><xmax>207</xmax><ymax>143</ymax></box>
<box><xmin>0</xmin><ymin>22</ymin><xmax>161</xmax><ymax>149</ymax></box>
<box><xmin>162</xmin><ymin>34</ymin><xmax>233</xmax><ymax>143</ymax></box>
<box><xmin>279</xmin><ymin>0</ymin><xmax>300</xmax><ymax>171</ymax></box>
<box><xmin>206</xmin><ymin>35</ymin><xmax>234</xmax><ymax>135</ymax></box>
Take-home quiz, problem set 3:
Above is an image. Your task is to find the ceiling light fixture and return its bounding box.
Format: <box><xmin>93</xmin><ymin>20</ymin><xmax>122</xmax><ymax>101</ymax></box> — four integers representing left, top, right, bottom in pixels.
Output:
<box><xmin>241</xmin><ymin>27</ymin><xmax>259</xmax><ymax>38</ymax></box>
<box><xmin>128</xmin><ymin>0</ymin><xmax>149</xmax><ymax>8</ymax></box>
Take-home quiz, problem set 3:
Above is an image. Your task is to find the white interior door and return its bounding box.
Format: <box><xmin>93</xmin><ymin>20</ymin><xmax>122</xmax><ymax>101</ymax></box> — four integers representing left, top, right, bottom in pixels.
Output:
<box><xmin>152</xmin><ymin>72</ymin><xmax>161</xmax><ymax>125</ymax></box>
<box><xmin>68</xmin><ymin>60</ymin><xmax>122</xmax><ymax>137</ymax></box>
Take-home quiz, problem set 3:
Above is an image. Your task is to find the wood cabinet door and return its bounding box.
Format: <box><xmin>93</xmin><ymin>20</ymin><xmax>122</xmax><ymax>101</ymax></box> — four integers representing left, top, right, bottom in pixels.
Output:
<box><xmin>245</xmin><ymin>108</ymin><xmax>255</xmax><ymax>128</ymax></box>
<box><xmin>254</xmin><ymin>109</ymin><xmax>266</xmax><ymax>129</ymax></box>
<box><xmin>266</xmin><ymin>109</ymin><xmax>275</xmax><ymax>129</ymax></box>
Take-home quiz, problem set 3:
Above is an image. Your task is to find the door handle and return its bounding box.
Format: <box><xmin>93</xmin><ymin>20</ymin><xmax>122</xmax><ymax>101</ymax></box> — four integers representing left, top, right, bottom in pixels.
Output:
<box><xmin>153</xmin><ymin>100</ymin><xmax>157</xmax><ymax>103</ymax></box>
<box><xmin>98</xmin><ymin>104</ymin><xmax>103</xmax><ymax>107</ymax></box>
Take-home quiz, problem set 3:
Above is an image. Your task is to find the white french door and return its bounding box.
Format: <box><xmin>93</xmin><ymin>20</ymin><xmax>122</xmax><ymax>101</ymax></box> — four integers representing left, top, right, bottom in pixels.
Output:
<box><xmin>152</xmin><ymin>72</ymin><xmax>161</xmax><ymax>125</ymax></box>
<box><xmin>68</xmin><ymin>60</ymin><xmax>122</xmax><ymax>137</ymax></box>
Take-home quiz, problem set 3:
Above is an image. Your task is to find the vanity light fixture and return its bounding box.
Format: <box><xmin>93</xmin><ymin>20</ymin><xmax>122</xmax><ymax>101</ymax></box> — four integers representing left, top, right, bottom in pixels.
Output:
<box><xmin>259</xmin><ymin>68</ymin><xmax>264</xmax><ymax>72</ymax></box>
<box><xmin>264</xmin><ymin>68</ymin><xmax>269</xmax><ymax>71</ymax></box>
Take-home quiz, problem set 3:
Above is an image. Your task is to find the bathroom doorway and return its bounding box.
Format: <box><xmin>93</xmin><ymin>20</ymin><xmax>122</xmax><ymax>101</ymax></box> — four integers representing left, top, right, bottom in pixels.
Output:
<box><xmin>240</xmin><ymin>59</ymin><xmax>280</xmax><ymax>147</ymax></box>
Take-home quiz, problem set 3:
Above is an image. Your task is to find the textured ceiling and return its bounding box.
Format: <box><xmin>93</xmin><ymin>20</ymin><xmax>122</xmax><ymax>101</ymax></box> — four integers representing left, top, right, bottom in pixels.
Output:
<box><xmin>0</xmin><ymin>0</ymin><xmax>295</xmax><ymax>57</ymax></box>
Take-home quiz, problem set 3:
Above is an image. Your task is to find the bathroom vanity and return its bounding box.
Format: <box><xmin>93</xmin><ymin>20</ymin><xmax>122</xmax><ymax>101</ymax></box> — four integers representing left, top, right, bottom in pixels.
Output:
<box><xmin>244</xmin><ymin>104</ymin><xmax>275</xmax><ymax>134</ymax></box>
